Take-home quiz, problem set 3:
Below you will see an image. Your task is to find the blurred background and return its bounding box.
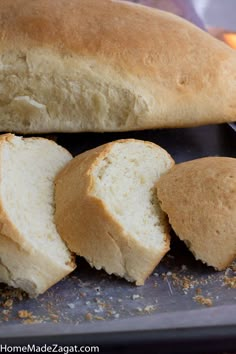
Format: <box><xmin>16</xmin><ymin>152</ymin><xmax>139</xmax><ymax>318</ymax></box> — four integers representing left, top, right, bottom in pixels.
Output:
<box><xmin>192</xmin><ymin>0</ymin><xmax>236</xmax><ymax>32</ymax></box>
<box><xmin>130</xmin><ymin>0</ymin><xmax>236</xmax><ymax>49</ymax></box>
<box><xmin>192</xmin><ymin>0</ymin><xmax>236</xmax><ymax>48</ymax></box>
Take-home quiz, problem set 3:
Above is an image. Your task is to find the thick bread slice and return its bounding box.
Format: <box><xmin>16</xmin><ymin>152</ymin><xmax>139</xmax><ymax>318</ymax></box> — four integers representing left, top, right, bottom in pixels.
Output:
<box><xmin>0</xmin><ymin>0</ymin><xmax>236</xmax><ymax>133</ymax></box>
<box><xmin>156</xmin><ymin>157</ymin><xmax>236</xmax><ymax>270</ymax></box>
<box><xmin>0</xmin><ymin>134</ymin><xmax>75</xmax><ymax>296</ymax></box>
<box><xmin>55</xmin><ymin>139</ymin><xmax>174</xmax><ymax>285</ymax></box>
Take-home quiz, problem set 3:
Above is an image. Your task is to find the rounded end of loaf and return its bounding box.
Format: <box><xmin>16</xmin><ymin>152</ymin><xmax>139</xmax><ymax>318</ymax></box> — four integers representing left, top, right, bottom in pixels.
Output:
<box><xmin>156</xmin><ymin>156</ymin><xmax>236</xmax><ymax>270</ymax></box>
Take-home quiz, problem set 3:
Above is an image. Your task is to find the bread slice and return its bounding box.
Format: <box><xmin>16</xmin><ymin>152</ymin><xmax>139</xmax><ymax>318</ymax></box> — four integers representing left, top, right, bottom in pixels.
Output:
<box><xmin>55</xmin><ymin>139</ymin><xmax>174</xmax><ymax>285</ymax></box>
<box><xmin>156</xmin><ymin>157</ymin><xmax>236</xmax><ymax>270</ymax></box>
<box><xmin>0</xmin><ymin>134</ymin><xmax>75</xmax><ymax>296</ymax></box>
<box><xmin>0</xmin><ymin>0</ymin><xmax>236</xmax><ymax>133</ymax></box>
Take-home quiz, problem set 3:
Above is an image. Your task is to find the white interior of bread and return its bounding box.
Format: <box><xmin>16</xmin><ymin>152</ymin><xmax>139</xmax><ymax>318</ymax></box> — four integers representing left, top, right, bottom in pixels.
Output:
<box><xmin>92</xmin><ymin>141</ymin><xmax>172</xmax><ymax>248</ymax></box>
<box><xmin>0</xmin><ymin>136</ymin><xmax>71</xmax><ymax>263</ymax></box>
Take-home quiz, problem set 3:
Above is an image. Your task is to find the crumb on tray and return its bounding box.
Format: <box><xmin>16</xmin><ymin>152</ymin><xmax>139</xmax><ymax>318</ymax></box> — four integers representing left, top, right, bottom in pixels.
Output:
<box><xmin>85</xmin><ymin>312</ymin><xmax>93</xmax><ymax>321</ymax></box>
<box><xmin>193</xmin><ymin>295</ymin><xmax>213</xmax><ymax>307</ymax></box>
<box><xmin>223</xmin><ymin>276</ymin><xmax>236</xmax><ymax>288</ymax></box>
<box><xmin>18</xmin><ymin>310</ymin><xmax>33</xmax><ymax>319</ymax></box>
<box><xmin>2</xmin><ymin>299</ymin><xmax>13</xmax><ymax>308</ymax></box>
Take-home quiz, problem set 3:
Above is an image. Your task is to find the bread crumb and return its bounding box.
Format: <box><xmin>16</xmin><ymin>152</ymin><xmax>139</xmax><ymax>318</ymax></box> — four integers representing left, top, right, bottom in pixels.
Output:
<box><xmin>182</xmin><ymin>278</ymin><xmax>191</xmax><ymax>290</ymax></box>
<box><xmin>224</xmin><ymin>276</ymin><xmax>236</xmax><ymax>288</ymax></box>
<box><xmin>23</xmin><ymin>318</ymin><xmax>43</xmax><ymax>325</ymax></box>
<box><xmin>94</xmin><ymin>315</ymin><xmax>105</xmax><ymax>320</ymax></box>
<box><xmin>80</xmin><ymin>292</ymin><xmax>86</xmax><ymax>297</ymax></box>
<box><xmin>18</xmin><ymin>310</ymin><xmax>33</xmax><ymax>319</ymax></box>
<box><xmin>85</xmin><ymin>312</ymin><xmax>93</xmax><ymax>321</ymax></box>
<box><xmin>144</xmin><ymin>305</ymin><xmax>156</xmax><ymax>312</ymax></box>
<box><xmin>193</xmin><ymin>295</ymin><xmax>213</xmax><ymax>307</ymax></box>
<box><xmin>3</xmin><ymin>299</ymin><xmax>13</xmax><ymax>308</ymax></box>
<box><xmin>195</xmin><ymin>288</ymin><xmax>202</xmax><ymax>295</ymax></box>
<box><xmin>132</xmin><ymin>294</ymin><xmax>140</xmax><ymax>300</ymax></box>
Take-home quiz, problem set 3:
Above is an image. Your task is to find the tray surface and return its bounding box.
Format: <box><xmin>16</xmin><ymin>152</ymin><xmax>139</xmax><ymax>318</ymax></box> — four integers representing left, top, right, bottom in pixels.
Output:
<box><xmin>0</xmin><ymin>124</ymin><xmax>235</xmax><ymax>332</ymax></box>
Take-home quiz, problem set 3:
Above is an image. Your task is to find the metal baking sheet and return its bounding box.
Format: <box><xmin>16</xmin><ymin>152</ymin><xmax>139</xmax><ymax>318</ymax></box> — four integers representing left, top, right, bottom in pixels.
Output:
<box><xmin>0</xmin><ymin>124</ymin><xmax>236</xmax><ymax>348</ymax></box>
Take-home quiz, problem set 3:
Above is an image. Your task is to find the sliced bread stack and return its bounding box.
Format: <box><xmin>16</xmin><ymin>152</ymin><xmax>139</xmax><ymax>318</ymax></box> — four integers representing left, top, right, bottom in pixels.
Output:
<box><xmin>55</xmin><ymin>146</ymin><xmax>236</xmax><ymax>283</ymax></box>
<box><xmin>1</xmin><ymin>135</ymin><xmax>234</xmax><ymax>295</ymax></box>
<box><xmin>0</xmin><ymin>134</ymin><xmax>75</xmax><ymax>296</ymax></box>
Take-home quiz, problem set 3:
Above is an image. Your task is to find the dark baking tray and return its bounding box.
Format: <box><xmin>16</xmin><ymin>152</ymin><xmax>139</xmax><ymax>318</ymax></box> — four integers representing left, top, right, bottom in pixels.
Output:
<box><xmin>0</xmin><ymin>124</ymin><xmax>236</xmax><ymax>353</ymax></box>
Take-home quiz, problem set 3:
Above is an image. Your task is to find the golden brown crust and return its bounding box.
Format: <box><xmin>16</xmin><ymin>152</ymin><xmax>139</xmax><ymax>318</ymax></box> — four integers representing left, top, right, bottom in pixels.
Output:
<box><xmin>0</xmin><ymin>0</ymin><xmax>236</xmax><ymax>132</ymax></box>
<box><xmin>0</xmin><ymin>0</ymin><xmax>232</xmax><ymax>78</ymax></box>
<box><xmin>156</xmin><ymin>157</ymin><xmax>236</xmax><ymax>270</ymax></box>
<box><xmin>55</xmin><ymin>139</ymin><xmax>172</xmax><ymax>285</ymax></box>
<box><xmin>0</xmin><ymin>232</ymin><xmax>75</xmax><ymax>296</ymax></box>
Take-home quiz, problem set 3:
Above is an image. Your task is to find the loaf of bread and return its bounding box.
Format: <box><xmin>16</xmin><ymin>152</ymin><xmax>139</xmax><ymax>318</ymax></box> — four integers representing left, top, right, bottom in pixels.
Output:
<box><xmin>0</xmin><ymin>0</ymin><xmax>236</xmax><ymax>133</ymax></box>
<box><xmin>55</xmin><ymin>139</ymin><xmax>174</xmax><ymax>285</ymax></box>
<box><xmin>156</xmin><ymin>157</ymin><xmax>236</xmax><ymax>270</ymax></box>
<box><xmin>0</xmin><ymin>134</ymin><xmax>75</xmax><ymax>296</ymax></box>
